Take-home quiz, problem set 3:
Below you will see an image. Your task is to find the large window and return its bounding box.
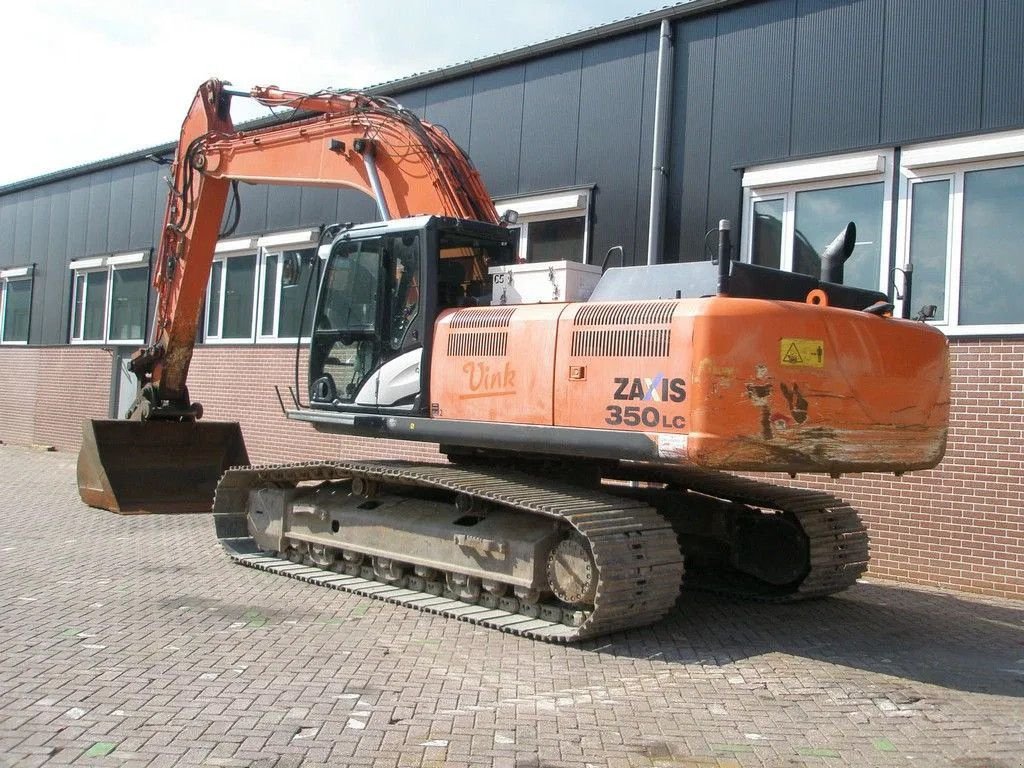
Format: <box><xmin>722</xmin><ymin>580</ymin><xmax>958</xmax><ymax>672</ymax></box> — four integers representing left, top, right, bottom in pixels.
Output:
<box><xmin>205</xmin><ymin>229</ymin><xmax>320</xmax><ymax>344</ymax></box>
<box><xmin>898</xmin><ymin>130</ymin><xmax>1024</xmax><ymax>333</ymax></box>
<box><xmin>259</xmin><ymin>247</ymin><xmax>319</xmax><ymax>340</ymax></box>
<box><xmin>743</xmin><ymin>136</ymin><xmax>1024</xmax><ymax>336</ymax></box>
<box><xmin>494</xmin><ymin>189</ymin><xmax>590</xmax><ymax>263</ymax></box>
<box><xmin>205</xmin><ymin>237</ymin><xmax>258</xmax><ymax>342</ymax></box>
<box><xmin>742</xmin><ymin>151</ymin><xmax>893</xmax><ymax>292</ymax></box>
<box><xmin>69</xmin><ymin>252</ymin><xmax>149</xmax><ymax>345</ymax></box>
<box><xmin>0</xmin><ymin>265</ymin><xmax>33</xmax><ymax>344</ymax></box>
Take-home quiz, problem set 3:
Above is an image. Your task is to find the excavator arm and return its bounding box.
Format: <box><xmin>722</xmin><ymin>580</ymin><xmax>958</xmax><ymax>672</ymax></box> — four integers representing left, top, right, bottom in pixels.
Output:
<box><xmin>139</xmin><ymin>79</ymin><xmax>498</xmax><ymax>409</ymax></box>
<box><xmin>78</xmin><ymin>78</ymin><xmax>500</xmax><ymax>513</ymax></box>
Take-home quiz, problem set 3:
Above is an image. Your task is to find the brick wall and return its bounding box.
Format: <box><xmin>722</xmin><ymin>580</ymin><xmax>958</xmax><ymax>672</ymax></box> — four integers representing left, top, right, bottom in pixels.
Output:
<box><xmin>0</xmin><ymin>346</ymin><xmax>110</xmax><ymax>450</ymax></box>
<box><xmin>2</xmin><ymin>337</ymin><xmax>1021</xmax><ymax>600</ymax></box>
<box><xmin>759</xmin><ymin>338</ymin><xmax>1024</xmax><ymax>600</ymax></box>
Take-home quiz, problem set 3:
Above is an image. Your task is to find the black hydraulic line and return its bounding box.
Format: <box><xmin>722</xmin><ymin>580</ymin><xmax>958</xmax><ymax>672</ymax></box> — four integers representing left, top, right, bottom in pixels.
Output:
<box><xmin>219</xmin><ymin>181</ymin><xmax>241</xmax><ymax>238</ymax></box>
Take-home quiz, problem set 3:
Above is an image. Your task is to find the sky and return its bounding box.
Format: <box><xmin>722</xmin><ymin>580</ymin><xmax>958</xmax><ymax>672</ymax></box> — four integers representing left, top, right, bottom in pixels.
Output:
<box><xmin>0</xmin><ymin>0</ymin><xmax>669</xmax><ymax>187</ymax></box>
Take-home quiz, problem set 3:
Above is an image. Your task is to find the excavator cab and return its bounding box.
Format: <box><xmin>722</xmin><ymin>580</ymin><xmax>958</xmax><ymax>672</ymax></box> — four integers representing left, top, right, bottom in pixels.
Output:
<box><xmin>308</xmin><ymin>216</ymin><xmax>515</xmax><ymax>413</ymax></box>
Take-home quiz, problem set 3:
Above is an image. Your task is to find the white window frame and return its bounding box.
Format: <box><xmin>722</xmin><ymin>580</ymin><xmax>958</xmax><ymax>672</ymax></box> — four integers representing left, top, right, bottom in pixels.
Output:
<box><xmin>895</xmin><ymin>172</ymin><xmax>956</xmax><ymax>326</ymax></box>
<box><xmin>741</xmin><ymin>150</ymin><xmax>895</xmax><ymax>292</ymax></box>
<box><xmin>69</xmin><ymin>252</ymin><xmax>149</xmax><ymax>345</ymax></box>
<box><xmin>895</xmin><ymin>128</ymin><xmax>1024</xmax><ymax>335</ymax></box>
<box><xmin>204</xmin><ymin>237</ymin><xmax>258</xmax><ymax>344</ymax></box>
<box><xmin>204</xmin><ymin>229</ymin><xmax>320</xmax><ymax>345</ymax></box>
<box><xmin>256</xmin><ymin>230</ymin><xmax>320</xmax><ymax>344</ymax></box>
<box><xmin>0</xmin><ymin>265</ymin><xmax>34</xmax><ymax>345</ymax></box>
<box><xmin>494</xmin><ymin>188</ymin><xmax>591</xmax><ymax>263</ymax></box>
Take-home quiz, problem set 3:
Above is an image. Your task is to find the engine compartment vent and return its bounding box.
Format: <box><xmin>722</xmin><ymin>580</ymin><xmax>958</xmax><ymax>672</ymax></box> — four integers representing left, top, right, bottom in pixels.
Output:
<box><xmin>448</xmin><ymin>331</ymin><xmax>508</xmax><ymax>357</ymax></box>
<box><xmin>574</xmin><ymin>302</ymin><xmax>675</xmax><ymax>326</ymax></box>
<box><xmin>450</xmin><ymin>306</ymin><xmax>517</xmax><ymax>329</ymax></box>
<box><xmin>571</xmin><ymin>328</ymin><xmax>670</xmax><ymax>358</ymax></box>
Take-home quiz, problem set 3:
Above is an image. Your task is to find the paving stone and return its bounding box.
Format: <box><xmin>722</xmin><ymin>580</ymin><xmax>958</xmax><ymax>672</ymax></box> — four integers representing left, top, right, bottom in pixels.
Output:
<box><xmin>0</xmin><ymin>445</ymin><xmax>1022</xmax><ymax>768</ymax></box>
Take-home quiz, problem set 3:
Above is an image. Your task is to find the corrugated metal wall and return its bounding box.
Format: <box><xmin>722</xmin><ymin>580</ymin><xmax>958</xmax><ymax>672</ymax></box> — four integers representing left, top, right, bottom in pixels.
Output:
<box><xmin>2</xmin><ymin>0</ymin><xmax>1024</xmax><ymax>344</ymax></box>
<box><xmin>670</xmin><ymin>0</ymin><xmax>1024</xmax><ymax>260</ymax></box>
<box><xmin>880</xmin><ymin>0</ymin><xmax>984</xmax><ymax>143</ymax></box>
<box><xmin>790</xmin><ymin>0</ymin><xmax>885</xmax><ymax>157</ymax></box>
<box><xmin>391</xmin><ymin>29</ymin><xmax>660</xmax><ymax>266</ymax></box>
<box><xmin>983</xmin><ymin>0</ymin><xmax>1024</xmax><ymax>129</ymax></box>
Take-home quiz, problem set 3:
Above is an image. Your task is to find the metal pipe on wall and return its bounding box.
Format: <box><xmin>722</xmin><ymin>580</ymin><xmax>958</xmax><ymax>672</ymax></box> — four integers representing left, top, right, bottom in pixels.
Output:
<box><xmin>356</xmin><ymin>140</ymin><xmax>392</xmax><ymax>221</ymax></box>
<box><xmin>646</xmin><ymin>19</ymin><xmax>674</xmax><ymax>266</ymax></box>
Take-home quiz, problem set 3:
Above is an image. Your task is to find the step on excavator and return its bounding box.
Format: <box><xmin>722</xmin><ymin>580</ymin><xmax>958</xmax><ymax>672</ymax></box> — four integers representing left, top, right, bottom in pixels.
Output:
<box><xmin>77</xmin><ymin>80</ymin><xmax>949</xmax><ymax>642</ymax></box>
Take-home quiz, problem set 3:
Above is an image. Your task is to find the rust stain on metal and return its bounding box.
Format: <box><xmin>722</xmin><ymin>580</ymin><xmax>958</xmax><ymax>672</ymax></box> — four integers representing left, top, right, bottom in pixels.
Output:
<box><xmin>744</xmin><ymin>363</ymin><xmax>776</xmax><ymax>440</ymax></box>
<box><xmin>744</xmin><ymin>364</ymin><xmax>818</xmax><ymax>443</ymax></box>
<box><xmin>695</xmin><ymin>357</ymin><xmax>735</xmax><ymax>398</ymax></box>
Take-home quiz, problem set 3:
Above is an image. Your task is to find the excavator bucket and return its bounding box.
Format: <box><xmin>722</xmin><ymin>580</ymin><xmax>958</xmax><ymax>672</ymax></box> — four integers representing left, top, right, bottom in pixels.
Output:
<box><xmin>77</xmin><ymin>419</ymin><xmax>249</xmax><ymax>514</ymax></box>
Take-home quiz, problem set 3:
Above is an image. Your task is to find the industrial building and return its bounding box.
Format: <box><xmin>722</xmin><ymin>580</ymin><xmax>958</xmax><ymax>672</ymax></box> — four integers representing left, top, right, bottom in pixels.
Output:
<box><xmin>1</xmin><ymin>0</ymin><xmax>1021</xmax><ymax>599</ymax></box>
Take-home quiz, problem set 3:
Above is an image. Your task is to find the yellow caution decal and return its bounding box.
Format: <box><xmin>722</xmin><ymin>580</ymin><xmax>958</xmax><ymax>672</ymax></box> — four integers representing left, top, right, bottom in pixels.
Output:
<box><xmin>780</xmin><ymin>338</ymin><xmax>824</xmax><ymax>368</ymax></box>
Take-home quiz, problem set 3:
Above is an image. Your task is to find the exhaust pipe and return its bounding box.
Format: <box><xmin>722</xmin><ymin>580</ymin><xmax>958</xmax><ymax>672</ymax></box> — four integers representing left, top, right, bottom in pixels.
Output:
<box><xmin>821</xmin><ymin>222</ymin><xmax>856</xmax><ymax>284</ymax></box>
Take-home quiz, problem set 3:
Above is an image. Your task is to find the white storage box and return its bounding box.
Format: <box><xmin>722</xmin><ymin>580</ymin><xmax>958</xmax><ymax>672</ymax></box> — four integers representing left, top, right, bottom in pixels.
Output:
<box><xmin>489</xmin><ymin>260</ymin><xmax>603</xmax><ymax>305</ymax></box>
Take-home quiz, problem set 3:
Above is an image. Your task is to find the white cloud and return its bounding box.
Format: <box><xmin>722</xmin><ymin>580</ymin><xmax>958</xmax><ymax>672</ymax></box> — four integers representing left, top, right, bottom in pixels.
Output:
<box><xmin>0</xmin><ymin>0</ymin><xmax>661</xmax><ymax>186</ymax></box>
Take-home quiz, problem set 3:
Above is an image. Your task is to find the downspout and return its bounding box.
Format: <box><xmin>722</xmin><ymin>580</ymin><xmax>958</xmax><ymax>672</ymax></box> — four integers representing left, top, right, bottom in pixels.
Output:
<box><xmin>354</xmin><ymin>138</ymin><xmax>392</xmax><ymax>220</ymax></box>
<box><xmin>646</xmin><ymin>19</ymin><xmax>674</xmax><ymax>265</ymax></box>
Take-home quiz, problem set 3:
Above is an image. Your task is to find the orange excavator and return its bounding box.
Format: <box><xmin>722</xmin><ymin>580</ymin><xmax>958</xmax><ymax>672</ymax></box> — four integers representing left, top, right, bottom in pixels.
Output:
<box><xmin>78</xmin><ymin>79</ymin><xmax>949</xmax><ymax>641</ymax></box>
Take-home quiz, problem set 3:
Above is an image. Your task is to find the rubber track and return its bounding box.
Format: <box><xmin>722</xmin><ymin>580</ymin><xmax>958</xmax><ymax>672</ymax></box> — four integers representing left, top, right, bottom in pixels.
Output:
<box><xmin>611</xmin><ymin>464</ymin><xmax>869</xmax><ymax>601</ymax></box>
<box><xmin>213</xmin><ymin>461</ymin><xmax>685</xmax><ymax>643</ymax></box>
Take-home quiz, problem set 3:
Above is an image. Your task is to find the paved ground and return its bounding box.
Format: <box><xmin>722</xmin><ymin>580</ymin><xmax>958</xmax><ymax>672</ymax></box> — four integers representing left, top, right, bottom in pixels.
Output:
<box><xmin>0</xmin><ymin>445</ymin><xmax>1022</xmax><ymax>768</ymax></box>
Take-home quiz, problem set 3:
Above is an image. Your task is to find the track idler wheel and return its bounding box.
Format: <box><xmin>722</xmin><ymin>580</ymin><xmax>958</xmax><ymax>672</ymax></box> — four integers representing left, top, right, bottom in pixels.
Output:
<box><xmin>546</xmin><ymin>536</ymin><xmax>597</xmax><ymax>606</ymax></box>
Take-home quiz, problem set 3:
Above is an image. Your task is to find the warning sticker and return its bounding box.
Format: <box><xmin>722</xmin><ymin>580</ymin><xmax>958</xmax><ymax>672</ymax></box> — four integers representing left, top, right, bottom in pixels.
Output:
<box><xmin>780</xmin><ymin>338</ymin><xmax>825</xmax><ymax>368</ymax></box>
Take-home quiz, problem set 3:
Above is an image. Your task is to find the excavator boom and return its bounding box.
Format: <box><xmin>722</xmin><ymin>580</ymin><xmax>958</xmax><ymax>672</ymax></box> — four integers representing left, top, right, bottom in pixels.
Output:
<box><xmin>78</xmin><ymin>79</ymin><xmax>499</xmax><ymax>514</ymax></box>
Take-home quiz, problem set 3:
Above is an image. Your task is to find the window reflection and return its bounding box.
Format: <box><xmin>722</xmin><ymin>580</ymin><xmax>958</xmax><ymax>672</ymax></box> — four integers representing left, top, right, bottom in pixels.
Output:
<box><xmin>908</xmin><ymin>180</ymin><xmax>950</xmax><ymax>322</ymax></box>
<box><xmin>261</xmin><ymin>253</ymin><xmax>278</xmax><ymax>336</ymax></box>
<box><xmin>752</xmin><ymin>199</ymin><xmax>783</xmax><ymax>269</ymax></box>
<box><xmin>207</xmin><ymin>262</ymin><xmax>223</xmax><ymax>337</ymax></box>
<box><xmin>960</xmin><ymin>165</ymin><xmax>1024</xmax><ymax>326</ymax></box>
<box><xmin>222</xmin><ymin>254</ymin><xmax>256</xmax><ymax>339</ymax></box>
<box><xmin>793</xmin><ymin>183</ymin><xmax>883</xmax><ymax>289</ymax></box>
<box><xmin>83</xmin><ymin>271</ymin><xmax>107</xmax><ymax>341</ymax></box>
<box><xmin>108</xmin><ymin>267</ymin><xmax>148</xmax><ymax>342</ymax></box>
<box><xmin>278</xmin><ymin>248</ymin><xmax>318</xmax><ymax>338</ymax></box>
<box><xmin>2</xmin><ymin>279</ymin><xmax>31</xmax><ymax>342</ymax></box>
<box><xmin>526</xmin><ymin>217</ymin><xmax>585</xmax><ymax>263</ymax></box>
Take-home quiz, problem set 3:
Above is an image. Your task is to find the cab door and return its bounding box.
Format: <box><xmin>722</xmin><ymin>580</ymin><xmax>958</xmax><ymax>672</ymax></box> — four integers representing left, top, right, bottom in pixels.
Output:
<box><xmin>308</xmin><ymin>232</ymin><xmax>425</xmax><ymax>410</ymax></box>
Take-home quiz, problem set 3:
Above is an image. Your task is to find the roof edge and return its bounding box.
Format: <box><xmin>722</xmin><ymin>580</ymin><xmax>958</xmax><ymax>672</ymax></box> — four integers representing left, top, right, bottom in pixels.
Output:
<box><xmin>366</xmin><ymin>0</ymin><xmax>739</xmax><ymax>96</ymax></box>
